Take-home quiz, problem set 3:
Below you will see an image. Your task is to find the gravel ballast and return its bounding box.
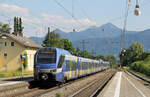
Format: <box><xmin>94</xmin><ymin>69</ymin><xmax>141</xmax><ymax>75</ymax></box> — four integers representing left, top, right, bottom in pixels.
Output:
<box><xmin>40</xmin><ymin>69</ymin><xmax>115</xmax><ymax>97</ymax></box>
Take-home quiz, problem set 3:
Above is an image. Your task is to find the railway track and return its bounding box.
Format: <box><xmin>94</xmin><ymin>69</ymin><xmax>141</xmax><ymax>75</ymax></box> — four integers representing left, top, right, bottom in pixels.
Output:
<box><xmin>69</xmin><ymin>70</ymin><xmax>116</xmax><ymax>97</ymax></box>
<box><xmin>0</xmin><ymin>81</ymin><xmax>33</xmax><ymax>97</ymax></box>
<box><xmin>0</xmin><ymin>69</ymin><xmax>115</xmax><ymax>97</ymax></box>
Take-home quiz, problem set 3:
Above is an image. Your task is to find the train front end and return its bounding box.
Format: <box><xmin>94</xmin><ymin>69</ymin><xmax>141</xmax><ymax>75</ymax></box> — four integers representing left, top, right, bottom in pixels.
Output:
<box><xmin>34</xmin><ymin>47</ymin><xmax>60</xmax><ymax>82</ymax></box>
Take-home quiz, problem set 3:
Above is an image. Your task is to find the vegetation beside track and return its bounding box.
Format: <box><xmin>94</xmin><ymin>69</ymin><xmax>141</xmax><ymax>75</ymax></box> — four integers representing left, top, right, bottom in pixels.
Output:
<box><xmin>130</xmin><ymin>56</ymin><xmax>150</xmax><ymax>77</ymax></box>
<box><xmin>120</xmin><ymin>42</ymin><xmax>150</xmax><ymax>77</ymax></box>
<box><xmin>0</xmin><ymin>71</ymin><xmax>33</xmax><ymax>78</ymax></box>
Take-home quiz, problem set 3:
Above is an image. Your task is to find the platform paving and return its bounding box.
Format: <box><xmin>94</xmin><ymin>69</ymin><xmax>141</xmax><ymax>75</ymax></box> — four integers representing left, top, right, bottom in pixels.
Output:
<box><xmin>98</xmin><ymin>72</ymin><xmax>150</xmax><ymax>97</ymax></box>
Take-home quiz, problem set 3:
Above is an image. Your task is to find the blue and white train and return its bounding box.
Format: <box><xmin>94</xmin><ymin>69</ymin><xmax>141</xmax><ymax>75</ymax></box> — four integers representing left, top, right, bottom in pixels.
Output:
<box><xmin>34</xmin><ymin>47</ymin><xmax>109</xmax><ymax>82</ymax></box>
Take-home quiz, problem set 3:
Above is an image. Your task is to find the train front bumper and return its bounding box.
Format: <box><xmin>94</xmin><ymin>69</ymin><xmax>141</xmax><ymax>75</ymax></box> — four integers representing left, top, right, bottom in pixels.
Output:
<box><xmin>34</xmin><ymin>68</ymin><xmax>63</xmax><ymax>82</ymax></box>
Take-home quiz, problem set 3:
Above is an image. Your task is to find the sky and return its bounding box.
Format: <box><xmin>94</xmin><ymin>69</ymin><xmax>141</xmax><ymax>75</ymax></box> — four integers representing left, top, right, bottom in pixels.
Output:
<box><xmin>0</xmin><ymin>0</ymin><xmax>150</xmax><ymax>37</ymax></box>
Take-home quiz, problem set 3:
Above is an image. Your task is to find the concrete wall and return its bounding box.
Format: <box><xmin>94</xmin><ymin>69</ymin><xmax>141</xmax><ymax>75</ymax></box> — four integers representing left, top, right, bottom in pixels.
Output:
<box><xmin>25</xmin><ymin>49</ymin><xmax>37</xmax><ymax>71</ymax></box>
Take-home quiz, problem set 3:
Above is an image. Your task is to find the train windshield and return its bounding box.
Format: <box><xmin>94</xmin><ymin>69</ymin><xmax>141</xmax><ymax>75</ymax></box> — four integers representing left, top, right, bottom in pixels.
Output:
<box><xmin>37</xmin><ymin>48</ymin><xmax>56</xmax><ymax>64</ymax></box>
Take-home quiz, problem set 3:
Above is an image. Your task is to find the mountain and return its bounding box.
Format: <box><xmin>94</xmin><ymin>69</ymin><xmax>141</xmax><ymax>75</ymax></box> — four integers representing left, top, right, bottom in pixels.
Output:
<box><xmin>54</xmin><ymin>23</ymin><xmax>139</xmax><ymax>41</ymax></box>
<box><xmin>29</xmin><ymin>23</ymin><xmax>150</xmax><ymax>56</ymax></box>
<box><xmin>29</xmin><ymin>36</ymin><xmax>44</xmax><ymax>45</ymax></box>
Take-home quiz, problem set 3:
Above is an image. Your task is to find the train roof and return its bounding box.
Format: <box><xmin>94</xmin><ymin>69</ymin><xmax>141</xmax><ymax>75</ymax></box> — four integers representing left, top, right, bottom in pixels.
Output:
<box><xmin>56</xmin><ymin>48</ymin><xmax>72</xmax><ymax>55</ymax></box>
<box><xmin>65</xmin><ymin>55</ymin><xmax>99</xmax><ymax>63</ymax></box>
<box><xmin>38</xmin><ymin>47</ymin><xmax>72</xmax><ymax>55</ymax></box>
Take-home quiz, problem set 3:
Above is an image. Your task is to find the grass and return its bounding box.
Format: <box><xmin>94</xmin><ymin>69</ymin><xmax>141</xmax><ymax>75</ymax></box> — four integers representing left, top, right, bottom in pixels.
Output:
<box><xmin>55</xmin><ymin>92</ymin><xmax>61</xmax><ymax>97</ymax></box>
<box><xmin>0</xmin><ymin>71</ymin><xmax>33</xmax><ymax>78</ymax></box>
<box><xmin>130</xmin><ymin>55</ymin><xmax>150</xmax><ymax>77</ymax></box>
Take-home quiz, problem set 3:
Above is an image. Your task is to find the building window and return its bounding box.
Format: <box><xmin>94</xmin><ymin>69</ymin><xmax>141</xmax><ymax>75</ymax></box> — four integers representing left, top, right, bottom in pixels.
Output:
<box><xmin>11</xmin><ymin>42</ymin><xmax>15</xmax><ymax>46</ymax></box>
<box><xmin>4</xmin><ymin>42</ymin><xmax>7</xmax><ymax>46</ymax></box>
<box><xmin>4</xmin><ymin>53</ymin><xmax>7</xmax><ymax>59</ymax></box>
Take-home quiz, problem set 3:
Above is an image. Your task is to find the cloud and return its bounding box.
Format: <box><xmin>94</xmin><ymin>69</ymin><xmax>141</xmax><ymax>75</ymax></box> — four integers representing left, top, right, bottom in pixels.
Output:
<box><xmin>0</xmin><ymin>4</ymin><xmax>30</xmax><ymax>17</ymax></box>
<box><xmin>22</xmin><ymin>13</ymin><xmax>97</xmax><ymax>37</ymax></box>
<box><xmin>0</xmin><ymin>4</ymin><xmax>97</xmax><ymax>37</ymax></box>
<box><xmin>41</xmin><ymin>13</ymin><xmax>96</xmax><ymax>29</ymax></box>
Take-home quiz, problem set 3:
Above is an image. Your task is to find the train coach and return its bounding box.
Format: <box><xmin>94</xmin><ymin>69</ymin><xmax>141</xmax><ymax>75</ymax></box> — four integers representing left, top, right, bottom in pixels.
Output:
<box><xmin>34</xmin><ymin>47</ymin><xmax>109</xmax><ymax>82</ymax></box>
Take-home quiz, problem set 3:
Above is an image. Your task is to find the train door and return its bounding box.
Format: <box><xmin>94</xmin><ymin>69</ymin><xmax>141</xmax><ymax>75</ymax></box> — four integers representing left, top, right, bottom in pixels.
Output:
<box><xmin>57</xmin><ymin>55</ymin><xmax>65</xmax><ymax>82</ymax></box>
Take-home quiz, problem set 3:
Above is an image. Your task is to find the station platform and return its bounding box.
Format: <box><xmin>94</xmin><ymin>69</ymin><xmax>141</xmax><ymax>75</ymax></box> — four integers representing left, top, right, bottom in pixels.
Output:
<box><xmin>0</xmin><ymin>76</ymin><xmax>33</xmax><ymax>87</ymax></box>
<box><xmin>98</xmin><ymin>72</ymin><xmax>150</xmax><ymax>97</ymax></box>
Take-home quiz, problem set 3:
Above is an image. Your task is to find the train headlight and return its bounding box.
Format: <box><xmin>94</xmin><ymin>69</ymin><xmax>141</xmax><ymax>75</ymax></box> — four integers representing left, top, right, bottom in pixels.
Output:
<box><xmin>50</xmin><ymin>69</ymin><xmax>56</xmax><ymax>72</ymax></box>
<box><xmin>53</xmin><ymin>69</ymin><xmax>56</xmax><ymax>72</ymax></box>
<box><xmin>42</xmin><ymin>74</ymin><xmax>48</xmax><ymax>80</ymax></box>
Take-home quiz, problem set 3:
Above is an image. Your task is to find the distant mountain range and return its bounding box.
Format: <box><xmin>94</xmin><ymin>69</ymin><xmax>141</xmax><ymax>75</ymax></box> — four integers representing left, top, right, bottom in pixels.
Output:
<box><xmin>29</xmin><ymin>23</ymin><xmax>150</xmax><ymax>57</ymax></box>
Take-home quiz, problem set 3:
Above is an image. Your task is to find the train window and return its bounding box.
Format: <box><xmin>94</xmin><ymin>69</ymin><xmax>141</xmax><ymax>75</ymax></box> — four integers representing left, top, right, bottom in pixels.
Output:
<box><xmin>70</xmin><ymin>61</ymin><xmax>72</xmax><ymax>71</ymax></box>
<box><xmin>87</xmin><ymin>62</ymin><xmax>89</xmax><ymax>69</ymax></box>
<box><xmin>77</xmin><ymin>61</ymin><xmax>80</xmax><ymax>70</ymax></box>
<box><xmin>70</xmin><ymin>61</ymin><xmax>72</xmax><ymax>70</ymax></box>
<box><xmin>66</xmin><ymin>60</ymin><xmax>70</xmax><ymax>69</ymax></box>
<box><xmin>58</xmin><ymin>55</ymin><xmax>65</xmax><ymax>68</ymax></box>
<box><xmin>82</xmin><ymin>62</ymin><xmax>84</xmax><ymax>70</ymax></box>
<box><xmin>73</xmin><ymin>61</ymin><xmax>75</xmax><ymax>71</ymax></box>
<box><xmin>85</xmin><ymin>62</ymin><xmax>87</xmax><ymax>70</ymax></box>
<box><xmin>74</xmin><ymin>61</ymin><xmax>77</xmax><ymax>70</ymax></box>
<box><xmin>70</xmin><ymin>61</ymin><xmax>73</xmax><ymax>71</ymax></box>
<box><xmin>79</xmin><ymin>62</ymin><xmax>82</xmax><ymax>70</ymax></box>
<box><xmin>84</xmin><ymin>62</ymin><xmax>86</xmax><ymax>70</ymax></box>
<box><xmin>71</xmin><ymin>61</ymin><xmax>73</xmax><ymax>70</ymax></box>
<box><xmin>37</xmin><ymin>49</ymin><xmax>56</xmax><ymax>64</ymax></box>
<box><xmin>76</xmin><ymin>61</ymin><xmax>78</xmax><ymax>70</ymax></box>
<box><xmin>72</xmin><ymin>62</ymin><xmax>75</xmax><ymax>71</ymax></box>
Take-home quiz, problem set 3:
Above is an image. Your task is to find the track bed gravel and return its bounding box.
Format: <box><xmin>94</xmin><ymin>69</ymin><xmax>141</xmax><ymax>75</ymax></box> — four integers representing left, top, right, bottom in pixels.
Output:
<box><xmin>41</xmin><ymin>69</ymin><xmax>116</xmax><ymax>97</ymax></box>
<box><xmin>0</xmin><ymin>69</ymin><xmax>116</xmax><ymax>97</ymax></box>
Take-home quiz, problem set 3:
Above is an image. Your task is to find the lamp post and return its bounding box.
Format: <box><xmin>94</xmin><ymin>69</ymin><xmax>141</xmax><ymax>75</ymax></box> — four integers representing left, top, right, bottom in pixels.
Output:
<box><xmin>120</xmin><ymin>0</ymin><xmax>140</xmax><ymax>66</ymax></box>
<box><xmin>121</xmin><ymin>0</ymin><xmax>131</xmax><ymax>51</ymax></box>
<box><xmin>121</xmin><ymin>0</ymin><xmax>141</xmax><ymax>50</ymax></box>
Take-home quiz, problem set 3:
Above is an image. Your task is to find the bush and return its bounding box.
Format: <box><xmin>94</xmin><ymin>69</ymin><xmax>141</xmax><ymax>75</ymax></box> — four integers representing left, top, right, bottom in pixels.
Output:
<box><xmin>55</xmin><ymin>93</ymin><xmax>61</xmax><ymax>97</ymax></box>
<box><xmin>130</xmin><ymin>56</ymin><xmax>150</xmax><ymax>77</ymax></box>
<box><xmin>0</xmin><ymin>71</ymin><xmax>33</xmax><ymax>78</ymax></box>
<box><xmin>0</xmin><ymin>74</ymin><xmax>5</xmax><ymax>78</ymax></box>
<box><xmin>24</xmin><ymin>53</ymin><xmax>28</xmax><ymax>69</ymax></box>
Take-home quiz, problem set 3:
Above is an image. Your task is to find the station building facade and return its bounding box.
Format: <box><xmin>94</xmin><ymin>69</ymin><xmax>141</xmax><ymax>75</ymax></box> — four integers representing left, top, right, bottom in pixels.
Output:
<box><xmin>0</xmin><ymin>33</ymin><xmax>41</xmax><ymax>72</ymax></box>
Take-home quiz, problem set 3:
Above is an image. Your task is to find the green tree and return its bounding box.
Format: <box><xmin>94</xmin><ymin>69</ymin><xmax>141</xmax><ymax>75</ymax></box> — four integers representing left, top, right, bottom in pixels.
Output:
<box><xmin>61</xmin><ymin>38</ymin><xmax>74</xmax><ymax>53</ymax></box>
<box><xmin>80</xmin><ymin>50</ymin><xmax>92</xmax><ymax>58</ymax></box>
<box><xmin>14</xmin><ymin>17</ymin><xmax>18</xmax><ymax>33</ymax></box>
<box><xmin>75</xmin><ymin>47</ymin><xmax>81</xmax><ymax>56</ymax></box>
<box><xmin>14</xmin><ymin>17</ymin><xmax>23</xmax><ymax>36</ymax></box>
<box><xmin>95</xmin><ymin>55</ymin><xmax>105</xmax><ymax>60</ymax></box>
<box><xmin>16</xmin><ymin>17</ymin><xmax>19</xmax><ymax>32</ymax></box>
<box><xmin>0</xmin><ymin>23</ymin><xmax>11</xmax><ymax>34</ymax></box>
<box><xmin>120</xmin><ymin>42</ymin><xmax>145</xmax><ymax>66</ymax></box>
<box><xmin>105</xmin><ymin>55</ymin><xmax>117</xmax><ymax>68</ymax></box>
<box><xmin>19</xmin><ymin>18</ymin><xmax>24</xmax><ymax>36</ymax></box>
<box><xmin>129</xmin><ymin>42</ymin><xmax>144</xmax><ymax>62</ymax></box>
<box><xmin>42</xmin><ymin>29</ymin><xmax>63</xmax><ymax>48</ymax></box>
<box><xmin>141</xmin><ymin>52</ymin><xmax>150</xmax><ymax>60</ymax></box>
